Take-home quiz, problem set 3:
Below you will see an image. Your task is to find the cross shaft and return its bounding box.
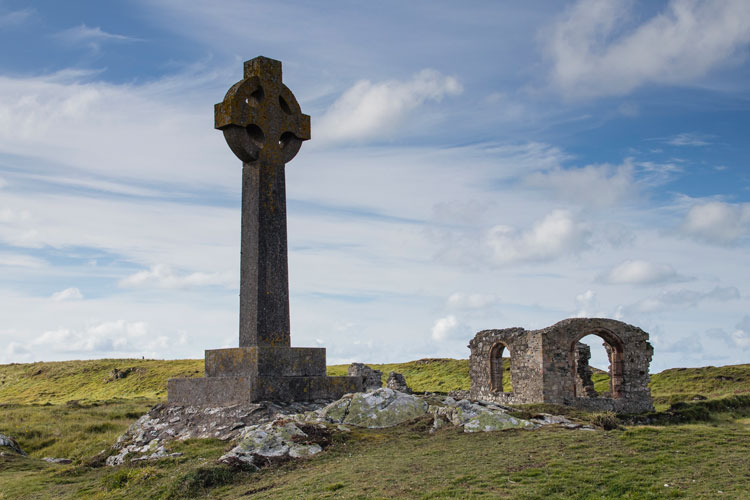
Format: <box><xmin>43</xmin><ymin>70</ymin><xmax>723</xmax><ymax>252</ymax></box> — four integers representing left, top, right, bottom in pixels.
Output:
<box><xmin>215</xmin><ymin>56</ymin><xmax>310</xmax><ymax>347</ymax></box>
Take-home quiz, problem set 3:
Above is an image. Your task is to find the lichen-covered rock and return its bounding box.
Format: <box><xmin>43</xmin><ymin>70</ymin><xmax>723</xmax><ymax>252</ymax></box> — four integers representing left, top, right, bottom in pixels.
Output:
<box><xmin>386</xmin><ymin>372</ymin><xmax>412</xmax><ymax>394</ymax></box>
<box><xmin>106</xmin><ymin>400</ymin><xmax>328</xmax><ymax>466</ymax></box>
<box><xmin>0</xmin><ymin>434</ymin><xmax>25</xmax><ymax>456</ymax></box>
<box><xmin>430</xmin><ymin>399</ymin><xmax>535</xmax><ymax>433</ymax></box>
<box><xmin>320</xmin><ymin>388</ymin><xmax>428</xmax><ymax>428</ymax></box>
<box><xmin>219</xmin><ymin>419</ymin><xmax>328</xmax><ymax>467</ymax></box>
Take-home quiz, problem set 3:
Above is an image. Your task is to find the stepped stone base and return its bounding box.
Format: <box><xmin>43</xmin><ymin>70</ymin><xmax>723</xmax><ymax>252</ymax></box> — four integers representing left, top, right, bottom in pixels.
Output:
<box><xmin>168</xmin><ymin>375</ymin><xmax>362</xmax><ymax>405</ymax></box>
<box><xmin>168</xmin><ymin>346</ymin><xmax>363</xmax><ymax>405</ymax></box>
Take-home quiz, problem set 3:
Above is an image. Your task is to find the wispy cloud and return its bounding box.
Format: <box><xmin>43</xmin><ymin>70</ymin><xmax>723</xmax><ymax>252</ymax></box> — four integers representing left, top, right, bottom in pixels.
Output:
<box><xmin>524</xmin><ymin>161</ymin><xmax>636</xmax><ymax>207</ymax></box>
<box><xmin>54</xmin><ymin>24</ymin><xmax>143</xmax><ymax>52</ymax></box>
<box><xmin>0</xmin><ymin>253</ymin><xmax>45</xmax><ymax>268</ymax></box>
<box><xmin>446</xmin><ymin>292</ymin><xmax>499</xmax><ymax>310</ymax></box>
<box><xmin>50</xmin><ymin>287</ymin><xmax>83</xmax><ymax>301</ymax></box>
<box><xmin>316</xmin><ymin>69</ymin><xmax>462</xmax><ymax>143</ymax></box>
<box><xmin>662</xmin><ymin>132</ymin><xmax>713</xmax><ymax>147</ymax></box>
<box><xmin>600</xmin><ymin>259</ymin><xmax>687</xmax><ymax>286</ymax></box>
<box><xmin>119</xmin><ymin>264</ymin><xmax>233</xmax><ymax>289</ymax></box>
<box><xmin>545</xmin><ymin>0</ymin><xmax>750</xmax><ymax>98</ymax></box>
<box><xmin>0</xmin><ymin>7</ymin><xmax>33</xmax><ymax>27</ymax></box>
<box><xmin>629</xmin><ymin>285</ymin><xmax>740</xmax><ymax>313</ymax></box>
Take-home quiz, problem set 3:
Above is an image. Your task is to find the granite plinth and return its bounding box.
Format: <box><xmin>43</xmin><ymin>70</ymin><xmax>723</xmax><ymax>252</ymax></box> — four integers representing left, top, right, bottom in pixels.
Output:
<box><xmin>167</xmin><ymin>374</ymin><xmax>362</xmax><ymax>405</ymax></box>
<box><xmin>205</xmin><ymin>347</ymin><xmax>326</xmax><ymax>377</ymax></box>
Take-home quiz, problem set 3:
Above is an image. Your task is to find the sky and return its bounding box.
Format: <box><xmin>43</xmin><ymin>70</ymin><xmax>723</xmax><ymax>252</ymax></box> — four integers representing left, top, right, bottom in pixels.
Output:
<box><xmin>0</xmin><ymin>0</ymin><xmax>749</xmax><ymax>372</ymax></box>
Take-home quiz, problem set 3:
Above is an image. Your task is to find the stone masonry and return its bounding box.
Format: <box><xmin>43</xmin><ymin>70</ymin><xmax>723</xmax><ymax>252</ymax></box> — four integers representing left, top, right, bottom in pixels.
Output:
<box><xmin>168</xmin><ymin>57</ymin><xmax>362</xmax><ymax>405</ymax></box>
<box><xmin>469</xmin><ymin>318</ymin><xmax>653</xmax><ymax>413</ymax></box>
<box><xmin>348</xmin><ymin>363</ymin><xmax>383</xmax><ymax>391</ymax></box>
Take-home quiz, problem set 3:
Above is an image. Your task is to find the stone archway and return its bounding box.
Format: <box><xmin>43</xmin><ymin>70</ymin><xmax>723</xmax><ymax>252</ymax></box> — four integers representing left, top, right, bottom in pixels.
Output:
<box><xmin>570</xmin><ymin>329</ymin><xmax>625</xmax><ymax>399</ymax></box>
<box><xmin>489</xmin><ymin>342</ymin><xmax>512</xmax><ymax>393</ymax></box>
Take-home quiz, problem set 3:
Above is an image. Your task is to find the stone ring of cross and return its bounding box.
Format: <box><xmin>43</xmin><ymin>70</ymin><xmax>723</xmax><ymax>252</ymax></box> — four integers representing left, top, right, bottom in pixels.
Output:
<box><xmin>215</xmin><ymin>58</ymin><xmax>311</xmax><ymax>165</ymax></box>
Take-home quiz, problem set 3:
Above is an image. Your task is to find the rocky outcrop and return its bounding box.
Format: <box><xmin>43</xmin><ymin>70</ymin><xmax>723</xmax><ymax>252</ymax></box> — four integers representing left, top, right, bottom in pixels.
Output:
<box><xmin>0</xmin><ymin>434</ymin><xmax>25</xmax><ymax>456</ymax></box>
<box><xmin>106</xmin><ymin>399</ymin><xmax>328</xmax><ymax>466</ymax></box>
<box><xmin>348</xmin><ymin>363</ymin><xmax>383</xmax><ymax>391</ymax></box>
<box><xmin>430</xmin><ymin>398</ymin><xmax>535</xmax><ymax>432</ymax></box>
<box><xmin>219</xmin><ymin>419</ymin><xmax>331</xmax><ymax>468</ymax></box>
<box><xmin>105</xmin><ymin>390</ymin><xmax>596</xmax><ymax>467</ymax></box>
<box><xmin>386</xmin><ymin>371</ymin><xmax>412</xmax><ymax>394</ymax></box>
<box><xmin>319</xmin><ymin>388</ymin><xmax>428</xmax><ymax>428</ymax></box>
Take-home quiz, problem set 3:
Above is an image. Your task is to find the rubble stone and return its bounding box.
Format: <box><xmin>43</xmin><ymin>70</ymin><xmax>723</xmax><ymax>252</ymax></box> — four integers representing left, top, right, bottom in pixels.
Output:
<box><xmin>386</xmin><ymin>371</ymin><xmax>412</xmax><ymax>393</ymax></box>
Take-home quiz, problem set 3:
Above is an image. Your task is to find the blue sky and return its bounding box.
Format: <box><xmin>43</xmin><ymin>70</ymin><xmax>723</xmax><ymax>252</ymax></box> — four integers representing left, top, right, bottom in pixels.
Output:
<box><xmin>1</xmin><ymin>0</ymin><xmax>749</xmax><ymax>372</ymax></box>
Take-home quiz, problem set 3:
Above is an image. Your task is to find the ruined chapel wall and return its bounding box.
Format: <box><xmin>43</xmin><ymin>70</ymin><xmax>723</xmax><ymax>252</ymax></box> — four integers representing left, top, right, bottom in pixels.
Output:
<box><xmin>468</xmin><ymin>328</ymin><xmax>543</xmax><ymax>404</ymax></box>
<box><xmin>538</xmin><ymin>318</ymin><xmax>654</xmax><ymax>412</ymax></box>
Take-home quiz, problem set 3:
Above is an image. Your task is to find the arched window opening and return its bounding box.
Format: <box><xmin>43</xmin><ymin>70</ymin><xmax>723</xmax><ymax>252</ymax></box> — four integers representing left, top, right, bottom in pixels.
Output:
<box><xmin>489</xmin><ymin>342</ymin><xmax>513</xmax><ymax>393</ymax></box>
<box><xmin>571</xmin><ymin>331</ymin><xmax>624</xmax><ymax>399</ymax></box>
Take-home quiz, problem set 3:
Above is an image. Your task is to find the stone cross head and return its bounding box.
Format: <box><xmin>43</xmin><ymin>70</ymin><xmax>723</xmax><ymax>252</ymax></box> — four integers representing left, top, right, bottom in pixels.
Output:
<box><xmin>215</xmin><ymin>56</ymin><xmax>311</xmax><ymax>165</ymax></box>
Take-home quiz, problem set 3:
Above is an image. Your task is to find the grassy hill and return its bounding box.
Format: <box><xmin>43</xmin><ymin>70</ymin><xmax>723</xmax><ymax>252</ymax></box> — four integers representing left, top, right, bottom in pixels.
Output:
<box><xmin>1</xmin><ymin>359</ymin><xmax>749</xmax><ymax>499</ymax></box>
<box><xmin>2</xmin><ymin>357</ymin><xmax>748</xmax><ymax>405</ymax></box>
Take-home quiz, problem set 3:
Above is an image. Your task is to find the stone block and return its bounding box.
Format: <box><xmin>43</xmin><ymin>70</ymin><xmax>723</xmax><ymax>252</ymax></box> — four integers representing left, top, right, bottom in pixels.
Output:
<box><xmin>167</xmin><ymin>374</ymin><xmax>362</xmax><ymax>405</ymax></box>
<box><xmin>205</xmin><ymin>347</ymin><xmax>326</xmax><ymax>377</ymax></box>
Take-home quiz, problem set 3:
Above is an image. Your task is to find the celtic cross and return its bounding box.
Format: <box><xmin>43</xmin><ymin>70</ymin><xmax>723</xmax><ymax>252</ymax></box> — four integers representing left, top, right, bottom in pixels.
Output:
<box><xmin>215</xmin><ymin>56</ymin><xmax>311</xmax><ymax>348</ymax></box>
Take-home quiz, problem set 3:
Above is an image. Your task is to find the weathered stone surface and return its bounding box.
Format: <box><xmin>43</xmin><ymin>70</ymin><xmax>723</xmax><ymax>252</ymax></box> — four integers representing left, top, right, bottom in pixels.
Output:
<box><xmin>386</xmin><ymin>371</ymin><xmax>412</xmax><ymax>394</ymax></box>
<box><xmin>205</xmin><ymin>347</ymin><xmax>326</xmax><ymax>377</ymax></box>
<box><xmin>108</xmin><ymin>392</ymin><xmax>601</xmax><ymax>466</ymax></box>
<box><xmin>168</xmin><ymin>375</ymin><xmax>361</xmax><ymax>406</ymax></box>
<box><xmin>106</xmin><ymin>400</ymin><xmax>329</xmax><ymax>466</ymax></box>
<box><xmin>429</xmin><ymin>399</ymin><xmax>535</xmax><ymax>433</ymax></box>
<box><xmin>167</xmin><ymin>57</ymin><xmax>362</xmax><ymax>404</ymax></box>
<box><xmin>319</xmin><ymin>388</ymin><xmax>428</xmax><ymax>428</ymax></box>
<box><xmin>468</xmin><ymin>318</ymin><xmax>654</xmax><ymax>413</ymax></box>
<box><xmin>218</xmin><ymin>419</ymin><xmax>328</xmax><ymax>467</ymax></box>
<box><xmin>348</xmin><ymin>363</ymin><xmax>382</xmax><ymax>391</ymax></box>
<box><xmin>0</xmin><ymin>434</ymin><xmax>25</xmax><ymax>455</ymax></box>
<box><xmin>42</xmin><ymin>457</ymin><xmax>73</xmax><ymax>464</ymax></box>
<box><xmin>216</xmin><ymin>56</ymin><xmax>310</xmax><ymax>348</ymax></box>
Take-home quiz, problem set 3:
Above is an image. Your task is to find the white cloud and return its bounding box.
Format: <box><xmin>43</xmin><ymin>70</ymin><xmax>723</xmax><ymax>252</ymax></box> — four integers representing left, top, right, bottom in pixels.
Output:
<box><xmin>602</xmin><ymin>259</ymin><xmax>683</xmax><ymax>285</ymax></box>
<box><xmin>630</xmin><ymin>285</ymin><xmax>740</xmax><ymax>313</ymax></box>
<box><xmin>431</xmin><ymin>315</ymin><xmax>471</xmax><ymax>342</ymax></box>
<box><xmin>119</xmin><ymin>264</ymin><xmax>233</xmax><ymax>289</ymax></box>
<box><xmin>546</xmin><ymin>0</ymin><xmax>750</xmax><ymax>98</ymax></box>
<box><xmin>54</xmin><ymin>24</ymin><xmax>141</xmax><ymax>46</ymax></box>
<box><xmin>30</xmin><ymin>320</ymin><xmax>166</xmax><ymax>354</ymax></box>
<box><xmin>680</xmin><ymin>201</ymin><xmax>750</xmax><ymax>244</ymax></box>
<box><xmin>0</xmin><ymin>68</ymin><xmax>226</xmax><ymax>189</ymax></box>
<box><xmin>0</xmin><ymin>177</ymin><xmax>7</xmax><ymax>189</ymax></box>
<box><xmin>575</xmin><ymin>289</ymin><xmax>600</xmax><ymax>317</ymax></box>
<box><xmin>664</xmin><ymin>132</ymin><xmax>712</xmax><ymax>147</ymax></box>
<box><xmin>316</xmin><ymin>69</ymin><xmax>462</xmax><ymax>142</ymax></box>
<box><xmin>447</xmin><ymin>292</ymin><xmax>498</xmax><ymax>310</ymax></box>
<box><xmin>486</xmin><ymin>209</ymin><xmax>590</xmax><ymax>264</ymax></box>
<box><xmin>732</xmin><ymin>316</ymin><xmax>750</xmax><ymax>349</ymax></box>
<box><xmin>524</xmin><ymin>162</ymin><xmax>635</xmax><ymax>207</ymax></box>
<box><xmin>51</xmin><ymin>287</ymin><xmax>83</xmax><ymax>301</ymax></box>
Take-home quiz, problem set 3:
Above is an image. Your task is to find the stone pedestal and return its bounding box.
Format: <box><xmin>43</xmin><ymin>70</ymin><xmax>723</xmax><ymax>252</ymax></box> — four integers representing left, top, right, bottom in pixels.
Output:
<box><xmin>169</xmin><ymin>347</ymin><xmax>362</xmax><ymax>405</ymax></box>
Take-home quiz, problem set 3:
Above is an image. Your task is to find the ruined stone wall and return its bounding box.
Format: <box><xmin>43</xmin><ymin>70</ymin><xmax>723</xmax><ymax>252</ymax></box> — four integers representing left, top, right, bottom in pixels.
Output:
<box><xmin>468</xmin><ymin>318</ymin><xmax>654</xmax><ymax>413</ymax></box>
<box><xmin>539</xmin><ymin>318</ymin><xmax>654</xmax><ymax>413</ymax></box>
<box><xmin>468</xmin><ymin>328</ymin><xmax>543</xmax><ymax>404</ymax></box>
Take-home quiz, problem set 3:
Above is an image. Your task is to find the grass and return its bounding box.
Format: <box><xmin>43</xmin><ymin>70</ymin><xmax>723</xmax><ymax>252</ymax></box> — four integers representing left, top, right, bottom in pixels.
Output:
<box><xmin>0</xmin><ymin>359</ymin><xmax>203</xmax><ymax>405</ymax></box>
<box><xmin>327</xmin><ymin>358</ymin><xmax>472</xmax><ymax>393</ymax></box>
<box><xmin>1</xmin><ymin>359</ymin><xmax>749</xmax><ymax>499</ymax></box>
